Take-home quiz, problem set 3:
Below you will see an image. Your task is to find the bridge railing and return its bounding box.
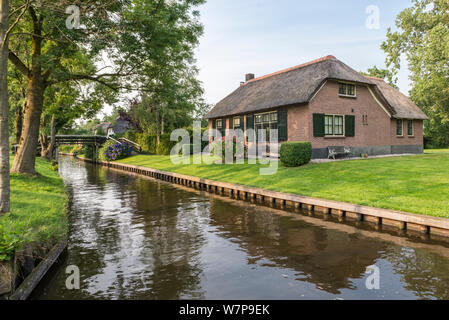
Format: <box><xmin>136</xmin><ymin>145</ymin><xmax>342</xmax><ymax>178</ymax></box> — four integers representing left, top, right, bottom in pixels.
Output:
<box><xmin>118</xmin><ymin>137</ymin><xmax>142</xmax><ymax>152</ymax></box>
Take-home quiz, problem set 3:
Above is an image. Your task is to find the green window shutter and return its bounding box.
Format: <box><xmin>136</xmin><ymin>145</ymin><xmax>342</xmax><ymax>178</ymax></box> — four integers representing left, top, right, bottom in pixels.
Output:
<box><xmin>229</xmin><ymin>117</ymin><xmax>233</xmax><ymax>130</ymax></box>
<box><xmin>240</xmin><ymin>116</ymin><xmax>244</xmax><ymax>129</ymax></box>
<box><xmin>220</xmin><ymin>118</ymin><xmax>226</xmax><ymax>137</ymax></box>
<box><xmin>313</xmin><ymin>113</ymin><xmax>325</xmax><ymax>137</ymax></box>
<box><xmin>246</xmin><ymin>115</ymin><xmax>254</xmax><ymax>142</ymax></box>
<box><xmin>212</xmin><ymin>119</ymin><xmax>216</xmax><ymax>129</ymax></box>
<box><xmin>278</xmin><ymin>110</ymin><xmax>288</xmax><ymax>141</ymax></box>
<box><xmin>345</xmin><ymin>115</ymin><xmax>355</xmax><ymax>137</ymax></box>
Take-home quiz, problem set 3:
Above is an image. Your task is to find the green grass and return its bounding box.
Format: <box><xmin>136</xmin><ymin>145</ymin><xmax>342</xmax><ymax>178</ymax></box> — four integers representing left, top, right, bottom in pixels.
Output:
<box><xmin>117</xmin><ymin>150</ymin><xmax>449</xmax><ymax>218</ymax></box>
<box><xmin>0</xmin><ymin>156</ymin><xmax>68</xmax><ymax>260</ymax></box>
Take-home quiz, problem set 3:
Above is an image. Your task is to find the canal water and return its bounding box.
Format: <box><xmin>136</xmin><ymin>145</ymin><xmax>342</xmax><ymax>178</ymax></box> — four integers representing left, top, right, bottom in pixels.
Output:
<box><xmin>32</xmin><ymin>157</ymin><xmax>449</xmax><ymax>300</ymax></box>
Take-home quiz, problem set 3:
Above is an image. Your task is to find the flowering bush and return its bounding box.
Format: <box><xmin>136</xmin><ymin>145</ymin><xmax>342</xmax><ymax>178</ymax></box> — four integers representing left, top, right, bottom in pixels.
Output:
<box><xmin>103</xmin><ymin>142</ymin><xmax>133</xmax><ymax>161</ymax></box>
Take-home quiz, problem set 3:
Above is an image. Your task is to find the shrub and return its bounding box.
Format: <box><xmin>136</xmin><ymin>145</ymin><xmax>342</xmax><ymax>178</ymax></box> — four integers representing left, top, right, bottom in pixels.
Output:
<box><xmin>102</xmin><ymin>142</ymin><xmax>133</xmax><ymax>161</ymax></box>
<box><xmin>0</xmin><ymin>215</ymin><xmax>32</xmax><ymax>262</ymax></box>
<box><xmin>83</xmin><ymin>145</ymin><xmax>96</xmax><ymax>159</ymax></box>
<box><xmin>280</xmin><ymin>142</ymin><xmax>312</xmax><ymax>167</ymax></box>
<box><xmin>123</xmin><ymin>127</ymin><xmax>210</xmax><ymax>155</ymax></box>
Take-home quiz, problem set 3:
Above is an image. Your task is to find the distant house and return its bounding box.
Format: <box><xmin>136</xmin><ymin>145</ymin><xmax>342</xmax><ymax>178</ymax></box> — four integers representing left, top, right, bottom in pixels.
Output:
<box><xmin>106</xmin><ymin>114</ymin><xmax>133</xmax><ymax>137</ymax></box>
<box><xmin>205</xmin><ymin>55</ymin><xmax>428</xmax><ymax>159</ymax></box>
<box><xmin>94</xmin><ymin>122</ymin><xmax>112</xmax><ymax>136</ymax></box>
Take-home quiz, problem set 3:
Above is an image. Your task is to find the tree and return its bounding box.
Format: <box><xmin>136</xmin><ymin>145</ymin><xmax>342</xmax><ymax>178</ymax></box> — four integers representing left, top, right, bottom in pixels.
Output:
<box><xmin>360</xmin><ymin>66</ymin><xmax>398</xmax><ymax>89</ymax></box>
<box><xmin>9</xmin><ymin>0</ymin><xmax>206</xmax><ymax>174</ymax></box>
<box><xmin>8</xmin><ymin>0</ymin><xmax>123</xmax><ymax>174</ymax></box>
<box><xmin>0</xmin><ymin>0</ymin><xmax>10</xmax><ymax>214</ymax></box>
<box><xmin>39</xmin><ymin>81</ymin><xmax>109</xmax><ymax>159</ymax></box>
<box><xmin>381</xmin><ymin>0</ymin><xmax>449</xmax><ymax>147</ymax></box>
<box><xmin>8</xmin><ymin>66</ymin><xmax>27</xmax><ymax>144</ymax></box>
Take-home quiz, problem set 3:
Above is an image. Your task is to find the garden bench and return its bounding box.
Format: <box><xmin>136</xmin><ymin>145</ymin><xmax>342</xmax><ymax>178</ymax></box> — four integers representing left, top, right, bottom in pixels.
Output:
<box><xmin>328</xmin><ymin>146</ymin><xmax>351</xmax><ymax>160</ymax></box>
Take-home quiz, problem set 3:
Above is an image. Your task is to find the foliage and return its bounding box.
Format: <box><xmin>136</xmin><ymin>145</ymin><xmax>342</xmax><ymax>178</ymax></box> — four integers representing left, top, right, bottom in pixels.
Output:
<box><xmin>101</xmin><ymin>142</ymin><xmax>133</xmax><ymax>161</ymax></box>
<box><xmin>0</xmin><ymin>215</ymin><xmax>32</xmax><ymax>262</ymax></box>
<box><xmin>156</xmin><ymin>134</ymin><xmax>178</xmax><ymax>156</ymax></box>
<box><xmin>117</xmin><ymin>150</ymin><xmax>449</xmax><ymax>218</ymax></box>
<box><xmin>123</xmin><ymin>128</ymin><xmax>209</xmax><ymax>155</ymax></box>
<box><xmin>83</xmin><ymin>145</ymin><xmax>96</xmax><ymax>160</ymax></box>
<box><xmin>58</xmin><ymin>145</ymin><xmax>83</xmax><ymax>155</ymax></box>
<box><xmin>360</xmin><ymin>66</ymin><xmax>398</xmax><ymax>89</ymax></box>
<box><xmin>280</xmin><ymin>142</ymin><xmax>312</xmax><ymax>167</ymax></box>
<box><xmin>381</xmin><ymin>0</ymin><xmax>449</xmax><ymax>147</ymax></box>
<box><xmin>8</xmin><ymin>156</ymin><xmax>67</xmax><ymax>259</ymax></box>
<box><xmin>8</xmin><ymin>0</ymin><xmax>206</xmax><ymax>173</ymax></box>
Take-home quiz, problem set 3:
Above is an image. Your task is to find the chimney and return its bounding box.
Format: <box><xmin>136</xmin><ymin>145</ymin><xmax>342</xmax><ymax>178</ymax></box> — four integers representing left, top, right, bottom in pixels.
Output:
<box><xmin>245</xmin><ymin>73</ymin><xmax>255</xmax><ymax>82</ymax></box>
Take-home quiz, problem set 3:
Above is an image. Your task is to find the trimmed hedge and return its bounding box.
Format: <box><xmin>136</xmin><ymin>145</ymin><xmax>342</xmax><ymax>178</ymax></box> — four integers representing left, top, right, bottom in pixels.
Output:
<box><xmin>280</xmin><ymin>142</ymin><xmax>312</xmax><ymax>167</ymax></box>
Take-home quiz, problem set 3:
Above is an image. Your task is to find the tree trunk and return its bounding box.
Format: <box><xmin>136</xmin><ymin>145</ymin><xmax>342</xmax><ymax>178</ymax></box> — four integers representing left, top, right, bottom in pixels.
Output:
<box><xmin>40</xmin><ymin>133</ymin><xmax>46</xmax><ymax>157</ymax></box>
<box><xmin>0</xmin><ymin>0</ymin><xmax>10</xmax><ymax>214</ymax></box>
<box><xmin>44</xmin><ymin>115</ymin><xmax>56</xmax><ymax>160</ymax></box>
<box><xmin>15</xmin><ymin>101</ymin><xmax>24</xmax><ymax>144</ymax></box>
<box><xmin>40</xmin><ymin>116</ymin><xmax>48</xmax><ymax>158</ymax></box>
<box><xmin>11</xmin><ymin>76</ymin><xmax>45</xmax><ymax>175</ymax></box>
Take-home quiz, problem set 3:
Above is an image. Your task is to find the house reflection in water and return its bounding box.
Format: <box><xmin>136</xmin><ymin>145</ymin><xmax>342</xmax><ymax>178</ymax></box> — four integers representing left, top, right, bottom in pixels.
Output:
<box><xmin>208</xmin><ymin>198</ymin><xmax>449</xmax><ymax>299</ymax></box>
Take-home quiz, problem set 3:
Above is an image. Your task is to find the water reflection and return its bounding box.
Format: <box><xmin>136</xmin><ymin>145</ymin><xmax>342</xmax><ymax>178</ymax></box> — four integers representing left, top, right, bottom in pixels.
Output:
<box><xmin>32</xmin><ymin>157</ymin><xmax>449</xmax><ymax>300</ymax></box>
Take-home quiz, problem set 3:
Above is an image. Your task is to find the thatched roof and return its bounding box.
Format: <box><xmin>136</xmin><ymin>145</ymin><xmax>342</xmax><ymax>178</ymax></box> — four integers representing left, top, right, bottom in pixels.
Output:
<box><xmin>366</xmin><ymin>77</ymin><xmax>429</xmax><ymax>120</ymax></box>
<box><xmin>205</xmin><ymin>56</ymin><xmax>428</xmax><ymax>121</ymax></box>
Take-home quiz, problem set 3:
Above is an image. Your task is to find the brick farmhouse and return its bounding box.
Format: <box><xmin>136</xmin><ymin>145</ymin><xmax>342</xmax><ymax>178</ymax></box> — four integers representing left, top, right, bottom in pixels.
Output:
<box><xmin>205</xmin><ymin>56</ymin><xmax>428</xmax><ymax>159</ymax></box>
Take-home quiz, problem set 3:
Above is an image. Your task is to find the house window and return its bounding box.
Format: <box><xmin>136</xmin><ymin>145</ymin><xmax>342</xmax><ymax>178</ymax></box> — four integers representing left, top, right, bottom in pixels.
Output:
<box><xmin>325</xmin><ymin>115</ymin><xmax>333</xmax><ymax>135</ymax></box>
<box><xmin>407</xmin><ymin>120</ymin><xmax>414</xmax><ymax>136</ymax></box>
<box><xmin>216</xmin><ymin>119</ymin><xmax>223</xmax><ymax>130</ymax></box>
<box><xmin>396</xmin><ymin>119</ymin><xmax>403</xmax><ymax>136</ymax></box>
<box><xmin>233</xmin><ymin>117</ymin><xmax>241</xmax><ymax>128</ymax></box>
<box><xmin>255</xmin><ymin>111</ymin><xmax>278</xmax><ymax>140</ymax></box>
<box><xmin>325</xmin><ymin>115</ymin><xmax>344</xmax><ymax>136</ymax></box>
<box><xmin>362</xmin><ymin>115</ymin><xmax>368</xmax><ymax>126</ymax></box>
<box><xmin>339</xmin><ymin>83</ymin><xmax>356</xmax><ymax>97</ymax></box>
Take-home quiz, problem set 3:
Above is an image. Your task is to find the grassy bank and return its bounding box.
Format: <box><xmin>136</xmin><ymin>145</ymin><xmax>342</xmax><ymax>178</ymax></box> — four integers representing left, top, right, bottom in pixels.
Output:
<box><xmin>116</xmin><ymin>149</ymin><xmax>449</xmax><ymax>218</ymax></box>
<box><xmin>0</xmin><ymin>157</ymin><xmax>67</xmax><ymax>261</ymax></box>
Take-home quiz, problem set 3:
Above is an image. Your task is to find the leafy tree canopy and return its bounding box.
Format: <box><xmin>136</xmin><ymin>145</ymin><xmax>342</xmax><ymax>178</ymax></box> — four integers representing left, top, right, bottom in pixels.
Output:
<box><xmin>381</xmin><ymin>0</ymin><xmax>449</xmax><ymax>146</ymax></box>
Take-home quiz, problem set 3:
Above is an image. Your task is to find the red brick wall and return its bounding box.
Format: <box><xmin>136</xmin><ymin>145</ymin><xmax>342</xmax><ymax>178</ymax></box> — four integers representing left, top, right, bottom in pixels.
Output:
<box><xmin>208</xmin><ymin>79</ymin><xmax>424</xmax><ymax>152</ymax></box>
<box><xmin>390</xmin><ymin>119</ymin><xmax>423</xmax><ymax>146</ymax></box>
<box><xmin>286</xmin><ymin>103</ymin><xmax>309</xmax><ymax>142</ymax></box>
<box><xmin>306</xmin><ymin>80</ymin><xmax>394</xmax><ymax>149</ymax></box>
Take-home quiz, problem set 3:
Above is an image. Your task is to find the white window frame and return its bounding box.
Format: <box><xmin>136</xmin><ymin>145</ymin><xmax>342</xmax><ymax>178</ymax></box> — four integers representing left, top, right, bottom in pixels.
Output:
<box><xmin>216</xmin><ymin>119</ymin><xmax>223</xmax><ymax>129</ymax></box>
<box><xmin>407</xmin><ymin>119</ymin><xmax>414</xmax><ymax>136</ymax></box>
<box><xmin>255</xmin><ymin>111</ymin><xmax>278</xmax><ymax>125</ymax></box>
<box><xmin>396</xmin><ymin>119</ymin><xmax>404</xmax><ymax>137</ymax></box>
<box><xmin>338</xmin><ymin>82</ymin><xmax>357</xmax><ymax>98</ymax></box>
<box><xmin>325</xmin><ymin>114</ymin><xmax>345</xmax><ymax>137</ymax></box>
<box><xmin>233</xmin><ymin>117</ymin><xmax>241</xmax><ymax>128</ymax></box>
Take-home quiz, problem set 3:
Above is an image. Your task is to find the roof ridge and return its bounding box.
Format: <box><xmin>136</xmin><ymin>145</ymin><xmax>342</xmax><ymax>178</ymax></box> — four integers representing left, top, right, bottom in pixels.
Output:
<box><xmin>245</xmin><ymin>55</ymin><xmax>336</xmax><ymax>84</ymax></box>
<box><xmin>364</xmin><ymin>75</ymin><xmax>385</xmax><ymax>81</ymax></box>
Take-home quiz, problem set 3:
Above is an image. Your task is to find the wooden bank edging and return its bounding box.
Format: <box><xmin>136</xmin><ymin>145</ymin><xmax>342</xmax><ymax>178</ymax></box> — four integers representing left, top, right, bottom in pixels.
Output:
<box><xmin>63</xmin><ymin>153</ymin><xmax>449</xmax><ymax>238</ymax></box>
<box><xmin>8</xmin><ymin>240</ymin><xmax>67</xmax><ymax>300</ymax></box>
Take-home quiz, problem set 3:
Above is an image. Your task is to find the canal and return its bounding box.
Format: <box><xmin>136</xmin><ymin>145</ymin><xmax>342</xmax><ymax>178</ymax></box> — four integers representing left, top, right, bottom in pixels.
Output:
<box><xmin>32</xmin><ymin>157</ymin><xmax>449</xmax><ymax>300</ymax></box>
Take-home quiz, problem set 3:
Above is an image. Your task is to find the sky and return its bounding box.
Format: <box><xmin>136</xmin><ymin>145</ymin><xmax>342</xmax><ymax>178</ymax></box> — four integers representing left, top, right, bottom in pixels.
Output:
<box><xmin>195</xmin><ymin>0</ymin><xmax>413</xmax><ymax>106</ymax></box>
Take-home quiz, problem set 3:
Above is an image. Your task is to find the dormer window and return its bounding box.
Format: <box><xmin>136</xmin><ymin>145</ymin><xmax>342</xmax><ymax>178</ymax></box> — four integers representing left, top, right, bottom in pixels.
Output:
<box><xmin>339</xmin><ymin>82</ymin><xmax>356</xmax><ymax>97</ymax></box>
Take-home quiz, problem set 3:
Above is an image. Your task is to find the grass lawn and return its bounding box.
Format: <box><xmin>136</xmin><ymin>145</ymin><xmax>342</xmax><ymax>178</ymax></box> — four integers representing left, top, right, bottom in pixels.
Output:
<box><xmin>117</xmin><ymin>149</ymin><xmax>449</xmax><ymax>218</ymax></box>
<box><xmin>0</xmin><ymin>157</ymin><xmax>67</xmax><ymax>261</ymax></box>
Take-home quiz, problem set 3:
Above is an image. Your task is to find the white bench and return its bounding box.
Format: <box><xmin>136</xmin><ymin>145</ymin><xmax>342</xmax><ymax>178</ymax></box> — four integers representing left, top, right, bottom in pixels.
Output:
<box><xmin>328</xmin><ymin>146</ymin><xmax>351</xmax><ymax>160</ymax></box>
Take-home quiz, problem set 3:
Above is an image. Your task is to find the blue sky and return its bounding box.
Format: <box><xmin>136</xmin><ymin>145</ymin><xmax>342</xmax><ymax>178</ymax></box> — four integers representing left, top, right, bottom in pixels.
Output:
<box><xmin>196</xmin><ymin>0</ymin><xmax>413</xmax><ymax>105</ymax></box>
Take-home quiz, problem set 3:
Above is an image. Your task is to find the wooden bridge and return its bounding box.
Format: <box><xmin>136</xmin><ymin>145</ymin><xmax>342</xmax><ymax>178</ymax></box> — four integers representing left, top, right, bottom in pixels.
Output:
<box><xmin>54</xmin><ymin>135</ymin><xmax>108</xmax><ymax>146</ymax></box>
